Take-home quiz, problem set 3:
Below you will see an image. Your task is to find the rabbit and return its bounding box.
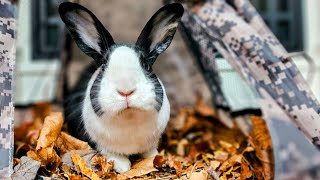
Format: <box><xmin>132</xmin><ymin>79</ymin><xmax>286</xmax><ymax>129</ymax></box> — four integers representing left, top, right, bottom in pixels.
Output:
<box><xmin>59</xmin><ymin>2</ymin><xmax>184</xmax><ymax>173</ymax></box>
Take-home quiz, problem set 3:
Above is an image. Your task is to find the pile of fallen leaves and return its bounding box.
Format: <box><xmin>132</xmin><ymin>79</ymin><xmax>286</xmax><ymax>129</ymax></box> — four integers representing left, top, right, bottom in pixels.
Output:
<box><xmin>14</xmin><ymin>101</ymin><xmax>274</xmax><ymax>179</ymax></box>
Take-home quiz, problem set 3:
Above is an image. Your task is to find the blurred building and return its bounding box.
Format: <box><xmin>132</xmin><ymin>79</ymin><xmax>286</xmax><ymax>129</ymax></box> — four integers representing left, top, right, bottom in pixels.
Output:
<box><xmin>14</xmin><ymin>0</ymin><xmax>320</xmax><ymax>109</ymax></box>
<box><xmin>251</xmin><ymin>0</ymin><xmax>320</xmax><ymax>96</ymax></box>
<box><xmin>15</xmin><ymin>0</ymin><xmax>64</xmax><ymax>105</ymax></box>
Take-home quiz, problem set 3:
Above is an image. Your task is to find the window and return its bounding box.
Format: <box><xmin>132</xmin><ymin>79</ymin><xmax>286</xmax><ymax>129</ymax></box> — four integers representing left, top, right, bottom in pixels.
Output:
<box><xmin>251</xmin><ymin>0</ymin><xmax>303</xmax><ymax>52</ymax></box>
<box><xmin>32</xmin><ymin>0</ymin><xmax>65</xmax><ymax>59</ymax></box>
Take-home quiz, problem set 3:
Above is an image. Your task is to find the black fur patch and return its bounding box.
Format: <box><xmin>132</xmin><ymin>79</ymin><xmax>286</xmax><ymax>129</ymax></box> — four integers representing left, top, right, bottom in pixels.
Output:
<box><xmin>90</xmin><ymin>64</ymin><xmax>106</xmax><ymax>116</ymax></box>
<box><xmin>135</xmin><ymin>47</ymin><xmax>164</xmax><ymax>111</ymax></box>
<box><xmin>64</xmin><ymin>63</ymin><xmax>98</xmax><ymax>149</ymax></box>
<box><xmin>149</xmin><ymin>72</ymin><xmax>164</xmax><ymax>111</ymax></box>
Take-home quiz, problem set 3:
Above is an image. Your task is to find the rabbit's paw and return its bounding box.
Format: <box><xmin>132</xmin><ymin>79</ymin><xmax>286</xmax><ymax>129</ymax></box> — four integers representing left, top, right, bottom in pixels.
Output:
<box><xmin>107</xmin><ymin>153</ymin><xmax>131</xmax><ymax>173</ymax></box>
<box><xmin>142</xmin><ymin>149</ymin><xmax>159</xmax><ymax>158</ymax></box>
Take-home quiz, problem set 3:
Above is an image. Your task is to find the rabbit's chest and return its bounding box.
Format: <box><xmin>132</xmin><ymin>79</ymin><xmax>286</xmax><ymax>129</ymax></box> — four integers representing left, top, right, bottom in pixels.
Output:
<box><xmin>86</xmin><ymin>109</ymin><xmax>161</xmax><ymax>154</ymax></box>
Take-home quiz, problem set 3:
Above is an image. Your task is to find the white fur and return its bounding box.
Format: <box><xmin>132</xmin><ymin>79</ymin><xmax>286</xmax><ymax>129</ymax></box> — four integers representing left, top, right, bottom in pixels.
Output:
<box><xmin>82</xmin><ymin>46</ymin><xmax>170</xmax><ymax>173</ymax></box>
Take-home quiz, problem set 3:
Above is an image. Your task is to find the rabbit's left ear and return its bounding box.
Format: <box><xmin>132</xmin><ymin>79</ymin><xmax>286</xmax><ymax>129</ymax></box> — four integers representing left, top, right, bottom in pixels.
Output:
<box><xmin>136</xmin><ymin>3</ymin><xmax>184</xmax><ymax>64</ymax></box>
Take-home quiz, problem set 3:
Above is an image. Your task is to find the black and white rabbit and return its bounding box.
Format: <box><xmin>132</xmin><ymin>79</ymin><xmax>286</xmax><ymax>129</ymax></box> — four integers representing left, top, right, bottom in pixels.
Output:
<box><xmin>59</xmin><ymin>2</ymin><xmax>184</xmax><ymax>173</ymax></box>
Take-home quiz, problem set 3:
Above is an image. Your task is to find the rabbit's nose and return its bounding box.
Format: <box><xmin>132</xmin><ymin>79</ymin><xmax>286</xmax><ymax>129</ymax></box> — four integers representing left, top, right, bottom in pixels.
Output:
<box><xmin>117</xmin><ymin>89</ymin><xmax>135</xmax><ymax>97</ymax></box>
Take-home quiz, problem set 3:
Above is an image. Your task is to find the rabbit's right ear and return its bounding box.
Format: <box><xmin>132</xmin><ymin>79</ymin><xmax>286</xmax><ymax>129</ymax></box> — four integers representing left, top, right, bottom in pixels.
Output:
<box><xmin>59</xmin><ymin>2</ymin><xmax>114</xmax><ymax>65</ymax></box>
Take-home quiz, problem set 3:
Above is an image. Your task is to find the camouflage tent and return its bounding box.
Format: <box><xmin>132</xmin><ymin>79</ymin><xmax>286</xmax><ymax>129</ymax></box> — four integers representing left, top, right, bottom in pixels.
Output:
<box><xmin>175</xmin><ymin>0</ymin><xmax>320</xmax><ymax>179</ymax></box>
<box><xmin>0</xmin><ymin>0</ymin><xmax>15</xmax><ymax>178</ymax></box>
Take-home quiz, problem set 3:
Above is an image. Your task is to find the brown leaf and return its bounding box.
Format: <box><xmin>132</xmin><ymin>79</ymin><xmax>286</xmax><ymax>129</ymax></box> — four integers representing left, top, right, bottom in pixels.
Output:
<box><xmin>26</xmin><ymin>112</ymin><xmax>63</xmax><ymax>171</ymax></box>
<box><xmin>62</xmin><ymin>150</ymin><xmax>98</xmax><ymax>168</ymax></box>
<box><xmin>182</xmin><ymin>116</ymin><xmax>199</xmax><ymax>134</ymax></box>
<box><xmin>188</xmin><ymin>144</ymin><xmax>201</xmax><ymax>162</ymax></box>
<box><xmin>209</xmin><ymin>160</ymin><xmax>221</xmax><ymax>170</ymax></box>
<box><xmin>240</xmin><ymin>159</ymin><xmax>252</xmax><ymax>179</ymax></box>
<box><xmin>122</xmin><ymin>157</ymin><xmax>158</xmax><ymax>178</ymax></box>
<box><xmin>36</xmin><ymin>112</ymin><xmax>63</xmax><ymax>150</ymax></box>
<box><xmin>61</xmin><ymin>164</ymin><xmax>73</xmax><ymax>178</ymax></box>
<box><xmin>168</xmin><ymin>155</ymin><xmax>183</xmax><ymax>176</ymax></box>
<box><xmin>14</xmin><ymin>122</ymin><xmax>33</xmax><ymax>141</ymax></box>
<box><xmin>70</xmin><ymin>175</ymin><xmax>90</xmax><ymax>180</ymax></box>
<box><xmin>91</xmin><ymin>155</ymin><xmax>113</xmax><ymax>177</ymax></box>
<box><xmin>249</xmin><ymin>116</ymin><xmax>274</xmax><ymax>180</ymax></box>
<box><xmin>213</xmin><ymin>150</ymin><xmax>228</xmax><ymax>161</ymax></box>
<box><xmin>27</xmin><ymin>129</ymin><xmax>41</xmax><ymax>145</ymax></box>
<box><xmin>32</xmin><ymin>102</ymin><xmax>52</xmax><ymax>121</ymax></box>
<box><xmin>153</xmin><ymin>155</ymin><xmax>167</xmax><ymax>168</ymax></box>
<box><xmin>189</xmin><ymin>170</ymin><xmax>208</xmax><ymax>180</ymax></box>
<box><xmin>27</xmin><ymin>148</ymin><xmax>61</xmax><ymax>171</ymax></box>
<box><xmin>177</xmin><ymin>139</ymin><xmax>188</xmax><ymax>156</ymax></box>
<box><xmin>219</xmin><ymin>154</ymin><xmax>242</xmax><ymax>172</ymax></box>
<box><xmin>56</xmin><ymin>132</ymin><xmax>89</xmax><ymax>155</ymax></box>
<box><xmin>71</xmin><ymin>152</ymin><xmax>100</xmax><ymax>180</ymax></box>
<box><xmin>116</xmin><ymin>174</ymin><xmax>128</xmax><ymax>180</ymax></box>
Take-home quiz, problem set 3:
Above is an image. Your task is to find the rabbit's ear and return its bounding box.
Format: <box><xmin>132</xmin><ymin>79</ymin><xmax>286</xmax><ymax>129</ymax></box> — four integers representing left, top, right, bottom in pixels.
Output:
<box><xmin>136</xmin><ymin>3</ymin><xmax>184</xmax><ymax>64</ymax></box>
<box><xmin>59</xmin><ymin>2</ymin><xmax>114</xmax><ymax>65</ymax></box>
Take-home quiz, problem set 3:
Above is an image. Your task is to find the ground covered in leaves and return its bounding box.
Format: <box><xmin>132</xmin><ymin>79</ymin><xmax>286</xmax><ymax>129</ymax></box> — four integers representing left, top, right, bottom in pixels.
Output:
<box><xmin>14</xmin><ymin>101</ymin><xmax>274</xmax><ymax>179</ymax></box>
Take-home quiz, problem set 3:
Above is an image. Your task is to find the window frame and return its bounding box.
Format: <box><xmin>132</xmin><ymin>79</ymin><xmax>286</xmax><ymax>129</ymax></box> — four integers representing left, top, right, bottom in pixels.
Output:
<box><xmin>32</xmin><ymin>0</ymin><xmax>64</xmax><ymax>60</ymax></box>
<box><xmin>251</xmin><ymin>0</ymin><xmax>303</xmax><ymax>52</ymax></box>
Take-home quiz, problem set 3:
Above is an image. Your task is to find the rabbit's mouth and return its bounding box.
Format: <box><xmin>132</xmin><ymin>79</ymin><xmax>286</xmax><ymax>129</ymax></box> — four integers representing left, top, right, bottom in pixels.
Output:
<box><xmin>117</xmin><ymin>107</ymin><xmax>146</xmax><ymax>116</ymax></box>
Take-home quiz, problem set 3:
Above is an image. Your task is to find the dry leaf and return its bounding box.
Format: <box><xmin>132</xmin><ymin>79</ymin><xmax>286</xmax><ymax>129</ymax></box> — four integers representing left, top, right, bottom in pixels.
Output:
<box><xmin>189</xmin><ymin>170</ymin><xmax>208</xmax><ymax>180</ymax></box>
<box><xmin>188</xmin><ymin>144</ymin><xmax>201</xmax><ymax>162</ymax></box>
<box><xmin>27</xmin><ymin>148</ymin><xmax>61</xmax><ymax>171</ymax></box>
<box><xmin>240</xmin><ymin>159</ymin><xmax>253</xmax><ymax>179</ymax></box>
<box><xmin>177</xmin><ymin>139</ymin><xmax>188</xmax><ymax>156</ymax></box>
<box><xmin>70</xmin><ymin>175</ymin><xmax>90</xmax><ymax>180</ymax></box>
<box><xmin>61</xmin><ymin>164</ymin><xmax>73</xmax><ymax>177</ymax></box>
<box><xmin>26</xmin><ymin>112</ymin><xmax>63</xmax><ymax>171</ymax></box>
<box><xmin>249</xmin><ymin>116</ymin><xmax>274</xmax><ymax>180</ymax></box>
<box><xmin>209</xmin><ymin>160</ymin><xmax>220</xmax><ymax>170</ymax></box>
<box><xmin>36</xmin><ymin>112</ymin><xmax>63</xmax><ymax>150</ymax></box>
<box><xmin>91</xmin><ymin>155</ymin><xmax>113</xmax><ymax>177</ymax></box>
<box><xmin>153</xmin><ymin>155</ymin><xmax>167</xmax><ymax>168</ymax></box>
<box><xmin>219</xmin><ymin>154</ymin><xmax>242</xmax><ymax>172</ymax></box>
<box><xmin>219</xmin><ymin>140</ymin><xmax>233</xmax><ymax>149</ymax></box>
<box><xmin>12</xmin><ymin>156</ymin><xmax>41</xmax><ymax>180</ymax></box>
<box><xmin>27</xmin><ymin>129</ymin><xmax>41</xmax><ymax>145</ymax></box>
<box><xmin>116</xmin><ymin>174</ymin><xmax>129</xmax><ymax>180</ymax></box>
<box><xmin>56</xmin><ymin>132</ymin><xmax>89</xmax><ymax>155</ymax></box>
<box><xmin>168</xmin><ymin>155</ymin><xmax>183</xmax><ymax>176</ymax></box>
<box><xmin>32</xmin><ymin>102</ymin><xmax>52</xmax><ymax>121</ymax></box>
<box><xmin>71</xmin><ymin>152</ymin><xmax>100</xmax><ymax>180</ymax></box>
<box><xmin>122</xmin><ymin>157</ymin><xmax>158</xmax><ymax>178</ymax></box>
<box><xmin>213</xmin><ymin>150</ymin><xmax>229</xmax><ymax>161</ymax></box>
<box><xmin>14</xmin><ymin>122</ymin><xmax>33</xmax><ymax>141</ymax></box>
<box><xmin>62</xmin><ymin>150</ymin><xmax>98</xmax><ymax>168</ymax></box>
<box><xmin>182</xmin><ymin>116</ymin><xmax>199</xmax><ymax>134</ymax></box>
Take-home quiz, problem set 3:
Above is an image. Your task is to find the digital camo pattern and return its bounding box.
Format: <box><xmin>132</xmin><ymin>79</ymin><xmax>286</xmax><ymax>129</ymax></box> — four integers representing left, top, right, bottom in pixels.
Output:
<box><xmin>179</xmin><ymin>15</ymin><xmax>229</xmax><ymax>110</ymax></box>
<box><xmin>0</xmin><ymin>0</ymin><xmax>15</xmax><ymax>178</ymax></box>
<box><xmin>182</xmin><ymin>0</ymin><xmax>320</xmax><ymax>149</ymax></box>
<box><xmin>178</xmin><ymin>0</ymin><xmax>320</xmax><ymax>178</ymax></box>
